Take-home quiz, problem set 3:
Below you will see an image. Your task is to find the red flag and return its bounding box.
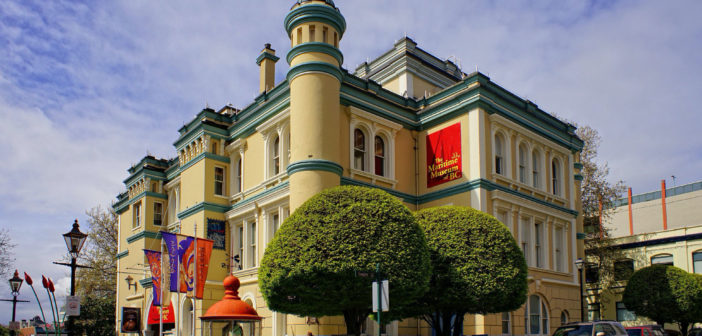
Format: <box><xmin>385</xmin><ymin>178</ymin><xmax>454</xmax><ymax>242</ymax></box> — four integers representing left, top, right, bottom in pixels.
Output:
<box><xmin>24</xmin><ymin>273</ymin><xmax>33</xmax><ymax>286</ymax></box>
<box><xmin>194</xmin><ymin>238</ymin><xmax>214</xmax><ymax>299</ymax></box>
<box><xmin>42</xmin><ymin>275</ymin><xmax>48</xmax><ymax>289</ymax></box>
<box><xmin>48</xmin><ymin>278</ymin><xmax>55</xmax><ymax>293</ymax></box>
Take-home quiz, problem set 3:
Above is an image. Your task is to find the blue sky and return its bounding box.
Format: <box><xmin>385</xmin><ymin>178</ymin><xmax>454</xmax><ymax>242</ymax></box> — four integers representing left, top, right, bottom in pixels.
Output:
<box><xmin>1</xmin><ymin>0</ymin><xmax>701</xmax><ymax>324</ymax></box>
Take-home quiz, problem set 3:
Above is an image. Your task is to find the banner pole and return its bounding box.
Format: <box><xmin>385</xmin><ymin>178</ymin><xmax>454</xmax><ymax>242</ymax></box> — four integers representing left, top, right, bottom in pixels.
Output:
<box><xmin>160</xmin><ymin>240</ymin><xmax>164</xmax><ymax>336</ymax></box>
<box><xmin>176</xmin><ymin>233</ymin><xmax>181</xmax><ymax>336</ymax></box>
<box><xmin>193</xmin><ymin>221</ymin><xmax>197</xmax><ymax>336</ymax></box>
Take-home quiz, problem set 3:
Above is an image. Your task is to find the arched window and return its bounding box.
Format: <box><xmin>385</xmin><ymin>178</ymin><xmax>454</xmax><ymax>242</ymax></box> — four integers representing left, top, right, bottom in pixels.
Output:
<box><xmin>519</xmin><ymin>144</ymin><xmax>528</xmax><ymax>184</ymax></box>
<box><xmin>374</xmin><ymin>136</ymin><xmax>385</xmax><ymax>176</ymax></box>
<box><xmin>354</xmin><ymin>128</ymin><xmax>366</xmax><ymax>171</ymax></box>
<box><xmin>524</xmin><ymin>295</ymin><xmax>549</xmax><ymax>335</ymax></box>
<box><xmin>551</xmin><ymin>159</ymin><xmax>561</xmax><ymax>196</ymax></box>
<box><xmin>272</xmin><ymin>136</ymin><xmax>280</xmax><ymax>175</ymax></box>
<box><xmin>532</xmin><ymin>150</ymin><xmax>541</xmax><ymax>189</ymax></box>
<box><xmin>651</xmin><ymin>254</ymin><xmax>674</xmax><ymax>266</ymax></box>
<box><xmin>182</xmin><ymin>297</ymin><xmax>194</xmax><ymax>336</ymax></box>
<box><xmin>495</xmin><ymin>134</ymin><xmax>505</xmax><ymax>175</ymax></box>
<box><xmin>560</xmin><ymin>311</ymin><xmax>568</xmax><ymax>325</ymax></box>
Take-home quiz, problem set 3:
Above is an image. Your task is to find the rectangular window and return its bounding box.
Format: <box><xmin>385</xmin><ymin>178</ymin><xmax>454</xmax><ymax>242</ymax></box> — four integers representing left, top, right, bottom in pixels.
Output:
<box><xmin>586</xmin><ymin>264</ymin><xmax>599</xmax><ymax>283</ymax></box>
<box><xmin>501</xmin><ymin>312</ymin><xmax>510</xmax><ymax>335</ymax></box>
<box><xmin>694</xmin><ymin>252</ymin><xmax>702</xmax><ymax>274</ymax></box>
<box><xmin>555</xmin><ymin>227</ymin><xmax>564</xmax><ymax>272</ymax></box>
<box><xmin>153</xmin><ymin>202</ymin><xmax>163</xmax><ymax>226</ymax></box>
<box><xmin>521</xmin><ymin>218</ymin><xmax>531</xmax><ymax>266</ymax></box>
<box><xmin>322</xmin><ymin>27</ymin><xmax>328</xmax><ymax>44</ymax></box>
<box><xmin>270</xmin><ymin>213</ymin><xmax>280</xmax><ymax>242</ymax></box>
<box><xmin>133</xmin><ymin>202</ymin><xmax>141</xmax><ymax>229</ymax></box>
<box><xmin>588</xmin><ymin>303</ymin><xmax>601</xmax><ymax>322</ymax></box>
<box><xmin>214</xmin><ymin>167</ymin><xmax>224</xmax><ymax>196</ymax></box>
<box><xmin>309</xmin><ymin>25</ymin><xmax>315</xmax><ymax>42</ymax></box>
<box><xmin>496</xmin><ymin>210</ymin><xmax>510</xmax><ymax>233</ymax></box>
<box><xmin>236</xmin><ymin>158</ymin><xmax>243</xmax><ymax>193</ymax></box>
<box><xmin>616</xmin><ymin>302</ymin><xmax>636</xmax><ymax>321</ymax></box>
<box><xmin>236</xmin><ymin>225</ymin><xmax>244</xmax><ymax>270</ymax></box>
<box><xmin>614</xmin><ymin>259</ymin><xmax>635</xmax><ymax>281</ymax></box>
<box><xmin>535</xmin><ymin>222</ymin><xmax>543</xmax><ymax>268</ymax></box>
<box><xmin>248</xmin><ymin>221</ymin><xmax>257</xmax><ymax>267</ymax></box>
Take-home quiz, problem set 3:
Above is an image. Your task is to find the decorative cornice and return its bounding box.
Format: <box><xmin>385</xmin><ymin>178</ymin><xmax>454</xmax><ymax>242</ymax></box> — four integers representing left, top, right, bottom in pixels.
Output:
<box><xmin>287</xmin><ymin>61</ymin><xmax>343</xmax><ymax>83</ymax></box>
<box><xmin>287</xmin><ymin>159</ymin><xmax>343</xmax><ymax>177</ymax></box>
<box><xmin>126</xmin><ymin>230</ymin><xmax>162</xmax><ymax>244</ymax></box>
<box><xmin>227</xmin><ymin>181</ymin><xmax>290</xmax><ymax>216</ymax></box>
<box><xmin>573</xmin><ymin>162</ymin><xmax>584</xmax><ymax>170</ymax></box>
<box><xmin>139</xmin><ymin>278</ymin><xmax>153</xmax><ymax>288</ymax></box>
<box><xmin>284</xmin><ymin>4</ymin><xmax>346</xmax><ymax>39</ymax></box>
<box><xmin>177</xmin><ymin>202</ymin><xmax>230</xmax><ymax>220</ymax></box>
<box><xmin>287</xmin><ymin>42</ymin><xmax>343</xmax><ymax>66</ymax></box>
<box><xmin>577</xmin><ymin>233</ymin><xmax>587</xmax><ymax>240</ymax></box>
<box><xmin>256</xmin><ymin>51</ymin><xmax>280</xmax><ymax>65</ymax></box>
<box><xmin>114</xmin><ymin>191</ymin><xmax>167</xmax><ymax>215</ymax></box>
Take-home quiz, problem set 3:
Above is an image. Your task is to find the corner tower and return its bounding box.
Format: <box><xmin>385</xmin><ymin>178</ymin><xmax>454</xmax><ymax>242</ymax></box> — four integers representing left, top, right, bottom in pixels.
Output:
<box><xmin>284</xmin><ymin>0</ymin><xmax>346</xmax><ymax>209</ymax></box>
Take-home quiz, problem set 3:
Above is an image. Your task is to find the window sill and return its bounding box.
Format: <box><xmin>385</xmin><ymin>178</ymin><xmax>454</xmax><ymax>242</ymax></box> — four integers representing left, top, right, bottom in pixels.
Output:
<box><xmin>262</xmin><ymin>172</ymin><xmax>289</xmax><ymax>188</ymax></box>
<box><xmin>493</xmin><ymin>173</ymin><xmax>568</xmax><ymax>203</ymax></box>
<box><xmin>232</xmin><ymin>267</ymin><xmax>260</xmax><ymax>278</ymax></box>
<box><xmin>349</xmin><ymin>168</ymin><xmax>397</xmax><ymax>188</ymax></box>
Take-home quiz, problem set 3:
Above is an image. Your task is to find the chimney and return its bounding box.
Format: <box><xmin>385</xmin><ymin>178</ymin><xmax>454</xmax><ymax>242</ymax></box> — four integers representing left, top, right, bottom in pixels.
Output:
<box><xmin>256</xmin><ymin>43</ymin><xmax>279</xmax><ymax>93</ymax></box>
<box><xmin>628</xmin><ymin>187</ymin><xmax>634</xmax><ymax>235</ymax></box>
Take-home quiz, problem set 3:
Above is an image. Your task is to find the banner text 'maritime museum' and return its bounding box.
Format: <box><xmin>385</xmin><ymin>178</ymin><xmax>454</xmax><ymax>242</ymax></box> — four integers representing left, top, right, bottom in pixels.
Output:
<box><xmin>426</xmin><ymin>123</ymin><xmax>463</xmax><ymax>188</ymax></box>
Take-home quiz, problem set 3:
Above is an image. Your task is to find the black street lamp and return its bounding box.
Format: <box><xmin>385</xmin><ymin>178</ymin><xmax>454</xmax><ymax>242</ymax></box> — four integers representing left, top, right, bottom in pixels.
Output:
<box><xmin>56</xmin><ymin>219</ymin><xmax>88</xmax><ymax>336</ymax></box>
<box><xmin>1</xmin><ymin>270</ymin><xmax>29</xmax><ymax>336</ymax></box>
<box><xmin>575</xmin><ymin>258</ymin><xmax>585</xmax><ymax>322</ymax></box>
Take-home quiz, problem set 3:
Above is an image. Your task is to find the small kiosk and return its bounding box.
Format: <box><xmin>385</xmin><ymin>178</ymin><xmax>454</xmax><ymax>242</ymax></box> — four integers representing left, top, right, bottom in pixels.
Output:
<box><xmin>200</xmin><ymin>275</ymin><xmax>262</xmax><ymax>336</ymax></box>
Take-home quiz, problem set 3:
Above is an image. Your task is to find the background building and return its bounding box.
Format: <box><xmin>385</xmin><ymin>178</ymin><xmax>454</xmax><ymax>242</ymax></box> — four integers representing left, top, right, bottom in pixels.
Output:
<box><xmin>586</xmin><ymin>180</ymin><xmax>702</xmax><ymax>324</ymax></box>
<box><xmin>113</xmin><ymin>1</ymin><xmax>584</xmax><ymax>335</ymax></box>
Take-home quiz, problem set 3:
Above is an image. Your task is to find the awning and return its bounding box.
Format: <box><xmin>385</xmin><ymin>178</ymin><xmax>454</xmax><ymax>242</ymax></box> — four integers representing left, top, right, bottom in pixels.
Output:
<box><xmin>147</xmin><ymin>302</ymin><xmax>175</xmax><ymax>325</ymax></box>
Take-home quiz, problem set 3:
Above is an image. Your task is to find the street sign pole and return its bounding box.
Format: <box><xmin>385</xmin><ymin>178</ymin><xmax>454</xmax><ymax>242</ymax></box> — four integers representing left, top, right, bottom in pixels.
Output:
<box><xmin>376</xmin><ymin>263</ymin><xmax>381</xmax><ymax>336</ymax></box>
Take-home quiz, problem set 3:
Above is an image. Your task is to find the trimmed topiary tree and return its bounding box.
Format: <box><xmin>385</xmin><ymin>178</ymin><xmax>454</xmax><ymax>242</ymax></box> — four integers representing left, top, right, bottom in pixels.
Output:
<box><xmin>413</xmin><ymin>206</ymin><xmax>528</xmax><ymax>336</ymax></box>
<box><xmin>259</xmin><ymin>186</ymin><xmax>431</xmax><ymax>336</ymax></box>
<box><xmin>623</xmin><ymin>265</ymin><xmax>702</xmax><ymax>336</ymax></box>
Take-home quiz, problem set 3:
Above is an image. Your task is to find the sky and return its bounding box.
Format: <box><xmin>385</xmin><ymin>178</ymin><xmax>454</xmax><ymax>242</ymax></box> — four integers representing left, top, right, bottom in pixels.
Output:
<box><xmin>1</xmin><ymin>0</ymin><xmax>701</xmax><ymax>325</ymax></box>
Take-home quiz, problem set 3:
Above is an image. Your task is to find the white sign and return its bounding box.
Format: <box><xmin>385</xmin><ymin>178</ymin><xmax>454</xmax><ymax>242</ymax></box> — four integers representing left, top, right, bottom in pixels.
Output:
<box><xmin>372</xmin><ymin>280</ymin><xmax>389</xmax><ymax>312</ymax></box>
<box><xmin>66</xmin><ymin>296</ymin><xmax>81</xmax><ymax>316</ymax></box>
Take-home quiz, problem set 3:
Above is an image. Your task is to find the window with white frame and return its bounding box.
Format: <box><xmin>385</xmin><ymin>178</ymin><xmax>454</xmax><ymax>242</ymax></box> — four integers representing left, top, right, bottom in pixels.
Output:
<box><xmin>248</xmin><ymin>220</ymin><xmax>257</xmax><ymax>267</ymax></box>
<box><xmin>270</xmin><ymin>212</ymin><xmax>280</xmax><ymax>242</ymax></box>
<box><xmin>235</xmin><ymin>224</ymin><xmax>243</xmax><ymax>270</ymax></box>
<box><xmin>153</xmin><ymin>202</ymin><xmax>163</xmax><ymax>226</ymax></box>
<box><xmin>496</xmin><ymin>209</ymin><xmax>511</xmax><ymax>233</ymax></box>
<box><xmin>524</xmin><ymin>295</ymin><xmax>549</xmax><ymax>336</ymax></box>
<box><xmin>551</xmin><ymin>159</ymin><xmax>561</xmax><ymax>196</ymax></box>
<box><xmin>534</xmin><ymin>221</ymin><xmax>543</xmax><ymax>268</ymax></box>
<box><xmin>521</xmin><ymin>217</ymin><xmax>531</xmax><ymax>266</ymax></box>
<box><xmin>235</xmin><ymin>157</ymin><xmax>243</xmax><ymax>193</ymax></box>
<box><xmin>554</xmin><ymin>226</ymin><xmax>564</xmax><ymax>272</ymax></box>
<box><xmin>495</xmin><ymin>133</ymin><xmax>505</xmax><ymax>175</ymax></box>
<box><xmin>272</xmin><ymin>135</ymin><xmax>280</xmax><ymax>175</ymax></box>
<box><xmin>133</xmin><ymin>201</ymin><xmax>142</xmax><ymax>229</ymax></box>
<box><xmin>501</xmin><ymin>312</ymin><xmax>511</xmax><ymax>335</ymax></box>
<box><xmin>214</xmin><ymin>166</ymin><xmax>225</xmax><ymax>196</ymax></box>
<box><xmin>349</xmin><ymin>108</ymin><xmax>400</xmax><ymax>181</ymax></box>
<box><xmin>532</xmin><ymin>150</ymin><xmax>541</xmax><ymax>189</ymax></box>
<box><xmin>354</xmin><ymin>128</ymin><xmax>366</xmax><ymax>171</ymax></box>
<box><xmin>374</xmin><ymin>136</ymin><xmax>385</xmax><ymax>176</ymax></box>
<box><xmin>519</xmin><ymin>143</ymin><xmax>528</xmax><ymax>184</ymax></box>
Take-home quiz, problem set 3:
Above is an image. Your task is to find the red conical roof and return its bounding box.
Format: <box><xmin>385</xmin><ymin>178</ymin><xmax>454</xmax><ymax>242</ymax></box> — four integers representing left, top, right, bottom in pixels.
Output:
<box><xmin>200</xmin><ymin>275</ymin><xmax>261</xmax><ymax>321</ymax></box>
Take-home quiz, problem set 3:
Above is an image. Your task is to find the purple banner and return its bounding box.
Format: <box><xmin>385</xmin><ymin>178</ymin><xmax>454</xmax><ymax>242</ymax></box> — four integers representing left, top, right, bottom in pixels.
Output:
<box><xmin>161</xmin><ymin>231</ymin><xmax>194</xmax><ymax>293</ymax></box>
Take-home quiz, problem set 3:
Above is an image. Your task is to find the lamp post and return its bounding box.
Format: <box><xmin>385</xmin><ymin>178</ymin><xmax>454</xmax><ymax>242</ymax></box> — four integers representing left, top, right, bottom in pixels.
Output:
<box><xmin>57</xmin><ymin>219</ymin><xmax>88</xmax><ymax>336</ymax></box>
<box><xmin>1</xmin><ymin>270</ymin><xmax>29</xmax><ymax>336</ymax></box>
<box><xmin>575</xmin><ymin>258</ymin><xmax>585</xmax><ymax>322</ymax></box>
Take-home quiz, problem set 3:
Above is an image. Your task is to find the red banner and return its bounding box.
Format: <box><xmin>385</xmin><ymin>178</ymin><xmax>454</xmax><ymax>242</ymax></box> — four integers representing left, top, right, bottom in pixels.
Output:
<box><xmin>426</xmin><ymin>123</ymin><xmax>462</xmax><ymax>187</ymax></box>
<box><xmin>195</xmin><ymin>238</ymin><xmax>214</xmax><ymax>299</ymax></box>
<box><xmin>147</xmin><ymin>302</ymin><xmax>175</xmax><ymax>325</ymax></box>
<box><xmin>143</xmin><ymin>250</ymin><xmax>163</xmax><ymax>306</ymax></box>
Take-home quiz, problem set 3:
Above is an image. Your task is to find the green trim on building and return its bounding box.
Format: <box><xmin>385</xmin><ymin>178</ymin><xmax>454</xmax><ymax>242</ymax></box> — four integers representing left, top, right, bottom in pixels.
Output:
<box><xmin>287</xmin><ymin>159</ymin><xmax>343</xmax><ymax>177</ymax></box>
<box><xmin>256</xmin><ymin>51</ymin><xmax>280</xmax><ymax>65</ymax></box>
<box><xmin>178</xmin><ymin>152</ymin><xmax>231</xmax><ymax>175</ymax></box>
<box><xmin>284</xmin><ymin>3</ymin><xmax>347</xmax><ymax>38</ymax></box>
<box><xmin>126</xmin><ymin>230</ymin><xmax>162</xmax><ymax>244</ymax></box>
<box><xmin>574</xmin><ymin>174</ymin><xmax>584</xmax><ymax>181</ymax></box>
<box><xmin>228</xmin><ymin>181</ymin><xmax>290</xmax><ymax>214</ymax></box>
<box><xmin>577</xmin><ymin>233</ymin><xmax>587</xmax><ymax>240</ymax></box>
<box><xmin>174</xmin><ymin>124</ymin><xmax>229</xmax><ymax>152</ymax></box>
<box><xmin>287</xmin><ymin>42</ymin><xmax>343</xmax><ymax>66</ymax></box>
<box><xmin>177</xmin><ymin>202</ymin><xmax>230</xmax><ymax>220</ymax></box>
<box><xmin>287</xmin><ymin>61</ymin><xmax>343</xmax><ymax>83</ymax></box>
<box><xmin>139</xmin><ymin>278</ymin><xmax>153</xmax><ymax>288</ymax></box>
<box><xmin>116</xmin><ymin>250</ymin><xmax>129</xmax><ymax>260</ymax></box>
<box><xmin>114</xmin><ymin>191</ymin><xmax>168</xmax><ymax>214</ymax></box>
<box><xmin>574</xmin><ymin>162</ymin><xmax>584</xmax><ymax>170</ymax></box>
<box><xmin>340</xmin><ymin>177</ymin><xmax>578</xmax><ymax>216</ymax></box>
<box><xmin>228</xmin><ymin>81</ymin><xmax>291</xmax><ymax>141</ymax></box>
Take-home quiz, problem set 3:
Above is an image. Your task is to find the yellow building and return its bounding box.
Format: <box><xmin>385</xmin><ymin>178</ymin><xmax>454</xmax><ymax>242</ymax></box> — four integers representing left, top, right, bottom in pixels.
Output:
<box><xmin>113</xmin><ymin>1</ymin><xmax>585</xmax><ymax>335</ymax></box>
<box><xmin>586</xmin><ymin>180</ymin><xmax>702</xmax><ymax>325</ymax></box>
